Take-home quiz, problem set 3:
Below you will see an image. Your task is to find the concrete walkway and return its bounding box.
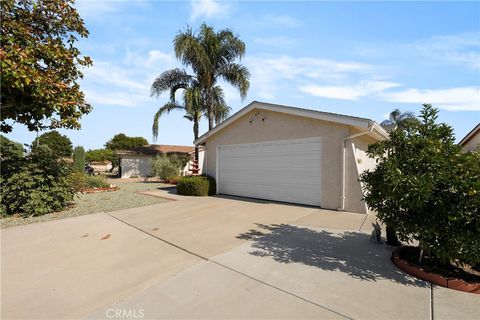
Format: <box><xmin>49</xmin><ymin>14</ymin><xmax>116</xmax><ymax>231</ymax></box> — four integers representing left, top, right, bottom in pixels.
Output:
<box><xmin>2</xmin><ymin>196</ymin><xmax>478</xmax><ymax>319</ymax></box>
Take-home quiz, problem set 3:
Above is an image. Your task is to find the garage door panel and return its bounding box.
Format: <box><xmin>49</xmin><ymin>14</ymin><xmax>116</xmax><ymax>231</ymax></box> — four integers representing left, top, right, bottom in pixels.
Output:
<box><xmin>218</xmin><ymin>138</ymin><xmax>322</xmax><ymax>206</ymax></box>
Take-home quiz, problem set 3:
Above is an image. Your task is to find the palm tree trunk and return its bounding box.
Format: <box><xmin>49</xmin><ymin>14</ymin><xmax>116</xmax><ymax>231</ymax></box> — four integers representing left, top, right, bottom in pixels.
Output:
<box><xmin>193</xmin><ymin>117</ymin><xmax>199</xmax><ymax>162</ymax></box>
<box><xmin>206</xmin><ymin>88</ymin><xmax>214</xmax><ymax>130</ymax></box>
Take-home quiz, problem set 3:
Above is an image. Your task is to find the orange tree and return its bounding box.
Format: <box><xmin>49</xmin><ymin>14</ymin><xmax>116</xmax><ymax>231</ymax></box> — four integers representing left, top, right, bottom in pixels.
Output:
<box><xmin>0</xmin><ymin>0</ymin><xmax>92</xmax><ymax>133</ymax></box>
<box><xmin>360</xmin><ymin>105</ymin><xmax>480</xmax><ymax>265</ymax></box>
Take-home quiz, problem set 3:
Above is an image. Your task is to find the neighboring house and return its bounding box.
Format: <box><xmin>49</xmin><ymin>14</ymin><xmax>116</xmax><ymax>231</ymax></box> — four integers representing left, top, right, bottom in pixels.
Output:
<box><xmin>459</xmin><ymin>123</ymin><xmax>480</xmax><ymax>152</ymax></box>
<box><xmin>194</xmin><ymin>101</ymin><xmax>388</xmax><ymax>214</ymax></box>
<box><xmin>117</xmin><ymin>145</ymin><xmax>204</xmax><ymax>178</ymax></box>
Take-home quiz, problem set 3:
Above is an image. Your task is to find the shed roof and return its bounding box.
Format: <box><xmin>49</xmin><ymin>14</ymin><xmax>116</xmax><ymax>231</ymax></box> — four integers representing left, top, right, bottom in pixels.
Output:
<box><xmin>117</xmin><ymin>144</ymin><xmax>194</xmax><ymax>156</ymax></box>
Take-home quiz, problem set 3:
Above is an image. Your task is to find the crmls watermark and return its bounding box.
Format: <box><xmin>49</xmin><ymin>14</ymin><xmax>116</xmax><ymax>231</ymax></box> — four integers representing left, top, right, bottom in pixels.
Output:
<box><xmin>105</xmin><ymin>308</ymin><xmax>145</xmax><ymax>319</ymax></box>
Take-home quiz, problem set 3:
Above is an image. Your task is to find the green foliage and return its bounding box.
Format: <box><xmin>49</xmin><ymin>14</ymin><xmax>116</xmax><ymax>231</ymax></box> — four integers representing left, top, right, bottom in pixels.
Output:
<box><xmin>360</xmin><ymin>105</ymin><xmax>480</xmax><ymax>265</ymax></box>
<box><xmin>150</xmin><ymin>154</ymin><xmax>182</xmax><ymax>180</ymax></box>
<box><xmin>105</xmin><ymin>133</ymin><xmax>148</xmax><ymax>151</ymax></box>
<box><xmin>73</xmin><ymin>146</ymin><xmax>85</xmax><ymax>172</ymax></box>
<box><xmin>169</xmin><ymin>154</ymin><xmax>190</xmax><ymax>170</ymax></box>
<box><xmin>0</xmin><ymin>0</ymin><xmax>92</xmax><ymax>133</ymax></box>
<box><xmin>176</xmin><ymin>175</ymin><xmax>216</xmax><ymax>196</ymax></box>
<box><xmin>173</xmin><ymin>23</ymin><xmax>248</xmax><ymax>130</ymax></box>
<box><xmin>0</xmin><ymin>135</ymin><xmax>24</xmax><ymax>158</ymax></box>
<box><xmin>31</xmin><ymin>130</ymin><xmax>73</xmax><ymax>157</ymax></box>
<box><xmin>0</xmin><ymin>145</ymin><xmax>74</xmax><ymax>217</ymax></box>
<box><xmin>85</xmin><ymin>148</ymin><xmax>115</xmax><ymax>163</ymax></box>
<box><xmin>70</xmin><ymin>172</ymin><xmax>110</xmax><ymax>192</ymax></box>
<box><xmin>380</xmin><ymin>109</ymin><xmax>419</xmax><ymax>132</ymax></box>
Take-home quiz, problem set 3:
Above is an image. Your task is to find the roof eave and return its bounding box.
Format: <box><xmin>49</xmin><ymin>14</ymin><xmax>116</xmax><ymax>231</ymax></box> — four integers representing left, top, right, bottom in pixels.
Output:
<box><xmin>194</xmin><ymin>101</ymin><xmax>379</xmax><ymax>145</ymax></box>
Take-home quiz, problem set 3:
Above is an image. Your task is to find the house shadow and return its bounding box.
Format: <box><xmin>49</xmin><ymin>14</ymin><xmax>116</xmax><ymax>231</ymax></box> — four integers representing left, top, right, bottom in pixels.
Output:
<box><xmin>237</xmin><ymin>223</ymin><xmax>428</xmax><ymax>287</ymax></box>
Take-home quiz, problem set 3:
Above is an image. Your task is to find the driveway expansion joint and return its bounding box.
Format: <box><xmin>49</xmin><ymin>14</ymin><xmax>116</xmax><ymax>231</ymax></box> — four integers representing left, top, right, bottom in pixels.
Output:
<box><xmin>106</xmin><ymin>212</ymin><xmax>354</xmax><ymax>320</ymax></box>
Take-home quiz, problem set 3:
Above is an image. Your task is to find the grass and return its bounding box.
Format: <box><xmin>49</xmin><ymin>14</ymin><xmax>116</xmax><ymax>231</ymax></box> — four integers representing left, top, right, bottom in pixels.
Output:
<box><xmin>1</xmin><ymin>180</ymin><xmax>171</xmax><ymax>229</ymax></box>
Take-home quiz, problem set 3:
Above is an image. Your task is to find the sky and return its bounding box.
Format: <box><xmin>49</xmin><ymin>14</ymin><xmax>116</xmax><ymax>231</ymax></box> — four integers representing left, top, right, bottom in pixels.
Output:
<box><xmin>6</xmin><ymin>0</ymin><xmax>480</xmax><ymax>150</ymax></box>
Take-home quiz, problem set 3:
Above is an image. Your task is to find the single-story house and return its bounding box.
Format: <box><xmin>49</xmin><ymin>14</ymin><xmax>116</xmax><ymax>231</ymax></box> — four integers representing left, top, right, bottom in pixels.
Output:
<box><xmin>117</xmin><ymin>144</ymin><xmax>205</xmax><ymax>178</ymax></box>
<box><xmin>459</xmin><ymin>123</ymin><xmax>480</xmax><ymax>152</ymax></box>
<box><xmin>194</xmin><ymin>101</ymin><xmax>388</xmax><ymax>214</ymax></box>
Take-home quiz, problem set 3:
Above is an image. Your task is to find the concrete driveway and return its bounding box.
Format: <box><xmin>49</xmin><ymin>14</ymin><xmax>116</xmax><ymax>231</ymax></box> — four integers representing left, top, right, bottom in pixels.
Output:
<box><xmin>1</xmin><ymin>196</ymin><xmax>478</xmax><ymax>319</ymax></box>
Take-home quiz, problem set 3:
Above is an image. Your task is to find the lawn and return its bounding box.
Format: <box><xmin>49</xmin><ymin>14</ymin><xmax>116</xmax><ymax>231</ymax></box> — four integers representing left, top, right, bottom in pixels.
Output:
<box><xmin>0</xmin><ymin>180</ymin><xmax>171</xmax><ymax>229</ymax></box>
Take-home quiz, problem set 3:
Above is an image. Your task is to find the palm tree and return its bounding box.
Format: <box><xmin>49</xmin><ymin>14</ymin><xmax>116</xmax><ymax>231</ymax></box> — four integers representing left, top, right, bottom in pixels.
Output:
<box><xmin>381</xmin><ymin>109</ymin><xmax>418</xmax><ymax>132</ymax></box>
<box><xmin>150</xmin><ymin>69</ymin><xmax>230</xmax><ymax>161</ymax></box>
<box><xmin>174</xmin><ymin>23</ymin><xmax>250</xmax><ymax>130</ymax></box>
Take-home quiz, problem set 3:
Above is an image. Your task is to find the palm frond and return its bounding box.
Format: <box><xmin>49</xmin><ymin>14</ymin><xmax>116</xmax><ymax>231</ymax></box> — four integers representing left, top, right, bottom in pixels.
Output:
<box><xmin>150</xmin><ymin>68</ymin><xmax>192</xmax><ymax>98</ymax></box>
<box><xmin>174</xmin><ymin>26</ymin><xmax>211</xmax><ymax>76</ymax></box>
<box><xmin>152</xmin><ymin>102</ymin><xmax>185</xmax><ymax>141</ymax></box>
<box><xmin>216</xmin><ymin>63</ymin><xmax>250</xmax><ymax>100</ymax></box>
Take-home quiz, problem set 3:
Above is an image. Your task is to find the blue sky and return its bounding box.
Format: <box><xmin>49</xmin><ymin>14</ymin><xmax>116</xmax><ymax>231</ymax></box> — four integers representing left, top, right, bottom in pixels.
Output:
<box><xmin>6</xmin><ymin>0</ymin><xmax>480</xmax><ymax>149</ymax></box>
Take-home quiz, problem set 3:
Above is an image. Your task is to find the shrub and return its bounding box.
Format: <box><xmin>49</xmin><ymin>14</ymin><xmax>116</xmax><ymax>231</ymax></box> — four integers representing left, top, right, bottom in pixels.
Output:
<box><xmin>150</xmin><ymin>154</ymin><xmax>181</xmax><ymax>180</ymax></box>
<box><xmin>0</xmin><ymin>145</ymin><xmax>74</xmax><ymax>217</ymax></box>
<box><xmin>360</xmin><ymin>105</ymin><xmax>480</xmax><ymax>265</ymax></box>
<box><xmin>176</xmin><ymin>175</ymin><xmax>216</xmax><ymax>196</ymax></box>
<box><xmin>73</xmin><ymin>146</ymin><xmax>85</xmax><ymax>172</ymax></box>
<box><xmin>70</xmin><ymin>172</ymin><xmax>110</xmax><ymax>192</ymax></box>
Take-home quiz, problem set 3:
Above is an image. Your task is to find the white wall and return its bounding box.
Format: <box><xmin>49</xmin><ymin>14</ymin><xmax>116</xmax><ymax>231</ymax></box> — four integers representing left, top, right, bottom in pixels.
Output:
<box><xmin>120</xmin><ymin>155</ymin><xmax>152</xmax><ymax>178</ymax></box>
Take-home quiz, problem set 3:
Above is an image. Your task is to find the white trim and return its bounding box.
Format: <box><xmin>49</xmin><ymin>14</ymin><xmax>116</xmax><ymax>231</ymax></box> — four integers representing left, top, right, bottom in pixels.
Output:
<box><xmin>459</xmin><ymin>123</ymin><xmax>480</xmax><ymax>146</ymax></box>
<box><xmin>194</xmin><ymin>101</ymin><xmax>388</xmax><ymax>145</ymax></box>
<box><xmin>215</xmin><ymin>145</ymin><xmax>219</xmax><ymax>194</ymax></box>
<box><xmin>351</xmin><ymin>142</ymin><xmax>369</xmax><ymax>214</ymax></box>
<box><xmin>217</xmin><ymin>136</ymin><xmax>323</xmax><ymax>149</ymax></box>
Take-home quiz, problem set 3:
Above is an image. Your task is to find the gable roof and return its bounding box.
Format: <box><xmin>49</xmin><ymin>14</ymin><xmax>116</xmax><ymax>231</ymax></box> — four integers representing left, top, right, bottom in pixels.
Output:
<box><xmin>194</xmin><ymin>101</ymin><xmax>388</xmax><ymax>145</ymax></box>
<box><xmin>117</xmin><ymin>144</ymin><xmax>194</xmax><ymax>156</ymax></box>
<box><xmin>459</xmin><ymin>123</ymin><xmax>480</xmax><ymax>146</ymax></box>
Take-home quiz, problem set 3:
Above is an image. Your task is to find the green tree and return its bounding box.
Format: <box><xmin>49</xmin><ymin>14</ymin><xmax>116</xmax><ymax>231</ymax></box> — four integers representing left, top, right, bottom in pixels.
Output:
<box><xmin>72</xmin><ymin>146</ymin><xmax>85</xmax><ymax>172</ymax></box>
<box><xmin>105</xmin><ymin>133</ymin><xmax>148</xmax><ymax>151</ymax></box>
<box><xmin>85</xmin><ymin>148</ymin><xmax>115</xmax><ymax>163</ymax></box>
<box><xmin>151</xmin><ymin>68</ymin><xmax>229</xmax><ymax>161</ymax></box>
<box><xmin>31</xmin><ymin>130</ymin><xmax>73</xmax><ymax>157</ymax></box>
<box><xmin>360</xmin><ymin>105</ymin><xmax>480</xmax><ymax>265</ymax></box>
<box><xmin>0</xmin><ymin>135</ymin><xmax>24</xmax><ymax>158</ymax></box>
<box><xmin>174</xmin><ymin>23</ymin><xmax>250</xmax><ymax>130</ymax></box>
<box><xmin>1</xmin><ymin>144</ymin><xmax>74</xmax><ymax>217</ymax></box>
<box><xmin>381</xmin><ymin>109</ymin><xmax>418</xmax><ymax>132</ymax></box>
<box><xmin>0</xmin><ymin>0</ymin><xmax>92</xmax><ymax>133</ymax></box>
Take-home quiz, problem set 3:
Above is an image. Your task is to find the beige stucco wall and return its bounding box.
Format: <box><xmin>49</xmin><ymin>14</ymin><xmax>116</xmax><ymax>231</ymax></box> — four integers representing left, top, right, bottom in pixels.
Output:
<box><xmin>461</xmin><ymin>131</ymin><xmax>480</xmax><ymax>152</ymax></box>
<box><xmin>202</xmin><ymin>109</ymin><xmax>377</xmax><ymax>213</ymax></box>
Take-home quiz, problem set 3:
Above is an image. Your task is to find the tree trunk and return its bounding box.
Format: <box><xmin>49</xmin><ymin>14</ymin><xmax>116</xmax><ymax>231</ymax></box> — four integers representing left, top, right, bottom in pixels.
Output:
<box><xmin>193</xmin><ymin>117</ymin><xmax>199</xmax><ymax>162</ymax></box>
<box><xmin>206</xmin><ymin>88</ymin><xmax>214</xmax><ymax>130</ymax></box>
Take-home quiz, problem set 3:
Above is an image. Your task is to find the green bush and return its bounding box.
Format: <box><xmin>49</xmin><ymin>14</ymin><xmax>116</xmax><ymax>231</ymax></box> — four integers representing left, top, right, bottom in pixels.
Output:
<box><xmin>176</xmin><ymin>175</ymin><xmax>216</xmax><ymax>196</ymax></box>
<box><xmin>360</xmin><ymin>105</ymin><xmax>480</xmax><ymax>265</ymax></box>
<box><xmin>70</xmin><ymin>172</ymin><xmax>110</xmax><ymax>192</ymax></box>
<box><xmin>73</xmin><ymin>146</ymin><xmax>85</xmax><ymax>172</ymax></box>
<box><xmin>1</xmin><ymin>145</ymin><xmax>75</xmax><ymax>217</ymax></box>
<box><xmin>150</xmin><ymin>154</ymin><xmax>181</xmax><ymax>180</ymax></box>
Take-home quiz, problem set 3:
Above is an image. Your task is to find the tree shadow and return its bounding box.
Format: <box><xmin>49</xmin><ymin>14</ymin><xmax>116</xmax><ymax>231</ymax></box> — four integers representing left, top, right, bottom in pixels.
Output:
<box><xmin>156</xmin><ymin>185</ymin><xmax>177</xmax><ymax>194</ymax></box>
<box><xmin>237</xmin><ymin>223</ymin><xmax>428</xmax><ymax>287</ymax></box>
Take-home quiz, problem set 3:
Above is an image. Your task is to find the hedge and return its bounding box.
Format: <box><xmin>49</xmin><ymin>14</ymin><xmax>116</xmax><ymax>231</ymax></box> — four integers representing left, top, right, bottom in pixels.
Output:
<box><xmin>176</xmin><ymin>175</ymin><xmax>216</xmax><ymax>196</ymax></box>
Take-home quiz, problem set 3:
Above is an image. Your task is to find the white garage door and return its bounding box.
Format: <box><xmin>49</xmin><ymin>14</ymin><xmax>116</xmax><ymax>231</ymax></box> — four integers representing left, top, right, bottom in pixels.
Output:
<box><xmin>217</xmin><ymin>137</ymin><xmax>322</xmax><ymax>206</ymax></box>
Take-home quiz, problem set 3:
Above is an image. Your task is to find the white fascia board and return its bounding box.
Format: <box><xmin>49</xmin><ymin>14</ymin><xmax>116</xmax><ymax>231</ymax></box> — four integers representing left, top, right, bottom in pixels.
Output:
<box><xmin>194</xmin><ymin>101</ymin><xmax>383</xmax><ymax>145</ymax></box>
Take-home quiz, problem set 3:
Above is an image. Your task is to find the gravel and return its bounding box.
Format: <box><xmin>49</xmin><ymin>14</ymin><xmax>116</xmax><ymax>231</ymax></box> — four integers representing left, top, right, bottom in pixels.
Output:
<box><xmin>1</xmin><ymin>180</ymin><xmax>171</xmax><ymax>229</ymax></box>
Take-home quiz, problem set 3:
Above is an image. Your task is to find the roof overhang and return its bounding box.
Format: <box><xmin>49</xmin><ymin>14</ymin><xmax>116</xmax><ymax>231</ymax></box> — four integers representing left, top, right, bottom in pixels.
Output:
<box><xmin>194</xmin><ymin>101</ymin><xmax>388</xmax><ymax>145</ymax></box>
<box><xmin>459</xmin><ymin>123</ymin><xmax>480</xmax><ymax>146</ymax></box>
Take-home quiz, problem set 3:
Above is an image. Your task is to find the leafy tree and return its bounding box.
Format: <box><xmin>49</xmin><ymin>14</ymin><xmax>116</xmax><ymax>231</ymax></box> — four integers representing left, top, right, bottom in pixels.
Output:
<box><xmin>381</xmin><ymin>109</ymin><xmax>418</xmax><ymax>132</ymax></box>
<box><xmin>31</xmin><ymin>130</ymin><xmax>72</xmax><ymax>157</ymax></box>
<box><xmin>151</xmin><ymin>68</ymin><xmax>228</xmax><ymax>161</ymax></box>
<box><xmin>85</xmin><ymin>148</ymin><xmax>115</xmax><ymax>163</ymax></box>
<box><xmin>1</xmin><ymin>144</ymin><xmax>74</xmax><ymax>217</ymax></box>
<box><xmin>361</xmin><ymin>105</ymin><xmax>480</xmax><ymax>265</ymax></box>
<box><xmin>0</xmin><ymin>0</ymin><xmax>92</xmax><ymax>133</ymax></box>
<box><xmin>72</xmin><ymin>146</ymin><xmax>85</xmax><ymax>172</ymax></box>
<box><xmin>0</xmin><ymin>135</ymin><xmax>24</xmax><ymax>158</ymax></box>
<box><xmin>105</xmin><ymin>133</ymin><xmax>148</xmax><ymax>151</ymax></box>
<box><xmin>174</xmin><ymin>23</ymin><xmax>250</xmax><ymax>130</ymax></box>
